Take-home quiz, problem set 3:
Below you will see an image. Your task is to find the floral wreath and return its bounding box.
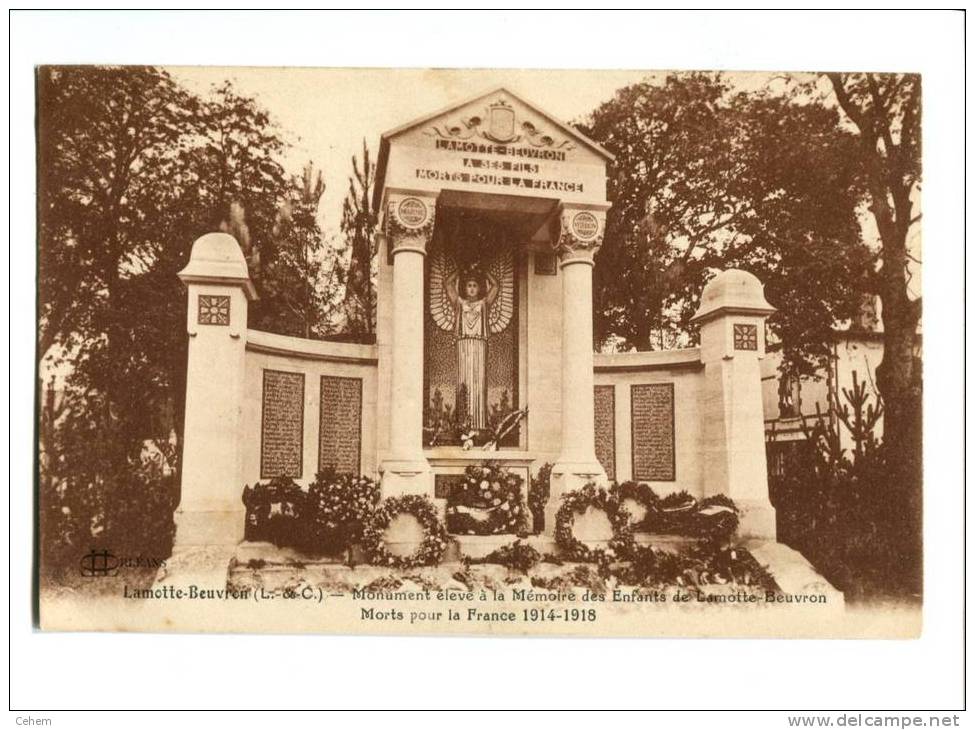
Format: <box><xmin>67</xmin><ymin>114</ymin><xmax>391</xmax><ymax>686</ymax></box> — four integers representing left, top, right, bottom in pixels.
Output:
<box><xmin>610</xmin><ymin>481</ymin><xmax>660</xmax><ymax>528</ymax></box>
<box><xmin>554</xmin><ymin>482</ymin><xmax>634</xmax><ymax>562</ymax></box>
<box><xmin>305</xmin><ymin>470</ymin><xmax>380</xmax><ymax>552</ymax></box>
<box><xmin>446</xmin><ymin>463</ymin><xmax>527</xmax><ymax>536</ymax></box>
<box><xmin>362</xmin><ymin>494</ymin><xmax>449</xmax><ymax>569</ymax></box>
<box><xmin>242</xmin><ymin>476</ymin><xmax>305</xmax><ymax>546</ymax></box>
<box><xmin>691</xmin><ymin>495</ymin><xmax>740</xmax><ymax>544</ymax></box>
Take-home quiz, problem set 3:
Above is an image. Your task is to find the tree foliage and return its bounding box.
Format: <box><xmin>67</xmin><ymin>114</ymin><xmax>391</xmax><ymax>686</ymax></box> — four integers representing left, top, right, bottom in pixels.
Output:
<box><xmin>37</xmin><ymin>67</ymin><xmax>337</xmax><ymax>559</ymax></box>
<box><xmin>340</xmin><ymin>140</ymin><xmax>379</xmax><ymax>336</ymax></box>
<box><xmin>824</xmin><ymin>73</ymin><xmax>921</xmax><ymax>448</ymax></box>
<box><xmin>582</xmin><ymin>72</ymin><xmax>872</xmax><ymax>375</ymax></box>
<box><xmin>823</xmin><ymin>72</ymin><xmax>922</xmax><ymax>594</ymax></box>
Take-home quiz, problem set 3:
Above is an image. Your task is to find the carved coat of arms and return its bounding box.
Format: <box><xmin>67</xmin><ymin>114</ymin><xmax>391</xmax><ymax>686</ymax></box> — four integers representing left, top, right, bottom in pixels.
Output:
<box><xmin>485</xmin><ymin>101</ymin><xmax>516</xmax><ymax>143</ymax></box>
<box><xmin>426</xmin><ymin>97</ymin><xmax>575</xmax><ymax>150</ymax></box>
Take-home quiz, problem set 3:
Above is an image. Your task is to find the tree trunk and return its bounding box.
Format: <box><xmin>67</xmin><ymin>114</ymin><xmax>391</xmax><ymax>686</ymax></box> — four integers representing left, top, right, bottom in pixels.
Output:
<box><xmin>875</xmin><ymin>223</ymin><xmax>923</xmax><ymax>595</ymax></box>
<box><xmin>826</xmin><ymin>71</ymin><xmax>924</xmax><ymax>598</ymax></box>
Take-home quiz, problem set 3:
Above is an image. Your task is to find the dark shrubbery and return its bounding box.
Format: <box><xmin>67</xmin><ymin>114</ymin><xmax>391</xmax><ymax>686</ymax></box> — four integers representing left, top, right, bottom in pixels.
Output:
<box><xmin>772</xmin><ymin>447</ymin><xmax>917</xmax><ymax>602</ymax></box>
<box><xmin>40</xmin><ymin>457</ymin><xmax>180</xmax><ymax>586</ymax></box>
<box><xmin>770</xmin><ymin>378</ymin><xmax>920</xmax><ymax>602</ymax></box>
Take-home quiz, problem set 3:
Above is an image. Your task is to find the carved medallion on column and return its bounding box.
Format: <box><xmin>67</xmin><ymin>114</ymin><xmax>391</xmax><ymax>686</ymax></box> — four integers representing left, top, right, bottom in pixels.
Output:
<box><xmin>385</xmin><ymin>194</ymin><xmax>437</xmax><ymax>260</ymax></box>
<box><xmin>553</xmin><ymin>207</ymin><xmax>606</xmax><ymax>264</ymax></box>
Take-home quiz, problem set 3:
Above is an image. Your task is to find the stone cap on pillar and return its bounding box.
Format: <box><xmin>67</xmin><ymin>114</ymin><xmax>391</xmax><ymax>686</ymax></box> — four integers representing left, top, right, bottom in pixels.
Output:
<box><xmin>689</xmin><ymin>269</ymin><xmax>775</xmax><ymax>325</ymax></box>
<box><xmin>178</xmin><ymin>232</ymin><xmax>258</xmax><ymax>300</ymax></box>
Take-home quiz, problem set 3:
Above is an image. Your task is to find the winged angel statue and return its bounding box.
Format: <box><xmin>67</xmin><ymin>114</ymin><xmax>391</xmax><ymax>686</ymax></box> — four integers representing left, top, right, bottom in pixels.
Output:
<box><xmin>429</xmin><ymin>247</ymin><xmax>515</xmax><ymax>430</ymax></box>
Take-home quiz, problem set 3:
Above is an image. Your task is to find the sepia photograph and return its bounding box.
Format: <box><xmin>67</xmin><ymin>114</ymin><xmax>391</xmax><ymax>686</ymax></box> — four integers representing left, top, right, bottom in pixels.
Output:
<box><xmin>10</xmin><ymin>7</ymin><xmax>965</xmax><ymax>719</ymax></box>
<box><xmin>37</xmin><ymin>64</ymin><xmax>922</xmax><ymax>637</ymax></box>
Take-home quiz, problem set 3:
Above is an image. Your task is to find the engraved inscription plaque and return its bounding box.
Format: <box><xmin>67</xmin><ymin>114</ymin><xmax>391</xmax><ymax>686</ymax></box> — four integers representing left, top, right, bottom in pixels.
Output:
<box><xmin>434</xmin><ymin>474</ymin><xmax>466</xmax><ymax>500</ymax></box>
<box><xmin>319</xmin><ymin>375</ymin><xmax>362</xmax><ymax>474</ymax></box>
<box><xmin>594</xmin><ymin>385</ymin><xmax>616</xmax><ymax>480</ymax></box>
<box><xmin>534</xmin><ymin>251</ymin><xmax>557</xmax><ymax>275</ymax></box>
<box><xmin>260</xmin><ymin>370</ymin><xmax>304</xmax><ymax>479</ymax></box>
<box><xmin>630</xmin><ymin>383</ymin><xmax>675</xmax><ymax>482</ymax></box>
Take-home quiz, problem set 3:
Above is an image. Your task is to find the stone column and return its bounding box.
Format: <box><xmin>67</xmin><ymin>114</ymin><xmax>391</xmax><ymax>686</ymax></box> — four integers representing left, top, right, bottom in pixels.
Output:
<box><xmin>690</xmin><ymin>269</ymin><xmax>777</xmax><ymax>540</ymax></box>
<box><xmin>160</xmin><ymin>233</ymin><xmax>256</xmax><ymax>588</ymax></box>
<box><xmin>546</xmin><ymin>206</ymin><xmax>608</xmax><ymax>532</ymax></box>
<box><xmin>380</xmin><ymin>194</ymin><xmax>437</xmax><ymax>497</ymax></box>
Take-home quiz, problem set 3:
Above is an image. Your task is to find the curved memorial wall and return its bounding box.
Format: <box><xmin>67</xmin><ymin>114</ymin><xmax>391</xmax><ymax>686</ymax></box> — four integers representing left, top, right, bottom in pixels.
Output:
<box><xmin>242</xmin><ymin>329</ymin><xmax>379</xmax><ymax>485</ymax></box>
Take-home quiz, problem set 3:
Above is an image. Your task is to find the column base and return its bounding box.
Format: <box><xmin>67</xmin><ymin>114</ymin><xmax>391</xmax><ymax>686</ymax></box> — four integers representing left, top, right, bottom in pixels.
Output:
<box><xmin>156</xmin><ymin>507</ymin><xmax>243</xmax><ymax>590</ymax></box>
<box><xmin>380</xmin><ymin>457</ymin><xmax>434</xmax><ymax>498</ymax></box>
<box><xmin>155</xmin><ymin>543</ymin><xmax>236</xmax><ymax>591</ymax></box>
<box><xmin>733</xmin><ymin>499</ymin><xmax>777</xmax><ymax>541</ymax></box>
<box><xmin>543</xmin><ymin>460</ymin><xmax>607</xmax><ymax>537</ymax></box>
<box><xmin>172</xmin><ymin>507</ymin><xmax>245</xmax><ymax>548</ymax></box>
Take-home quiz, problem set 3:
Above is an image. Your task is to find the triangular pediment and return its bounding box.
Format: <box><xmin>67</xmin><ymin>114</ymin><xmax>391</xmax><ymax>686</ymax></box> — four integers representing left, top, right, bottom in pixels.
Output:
<box><xmin>380</xmin><ymin>86</ymin><xmax>613</xmax><ymax>164</ymax></box>
<box><xmin>375</xmin><ymin>87</ymin><xmax>612</xmax><ymax>210</ymax></box>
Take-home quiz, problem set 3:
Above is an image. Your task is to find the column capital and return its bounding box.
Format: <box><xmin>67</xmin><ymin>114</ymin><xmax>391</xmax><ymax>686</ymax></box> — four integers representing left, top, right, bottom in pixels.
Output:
<box><xmin>384</xmin><ymin>194</ymin><xmax>437</xmax><ymax>259</ymax></box>
<box><xmin>553</xmin><ymin>206</ymin><xmax>605</xmax><ymax>265</ymax></box>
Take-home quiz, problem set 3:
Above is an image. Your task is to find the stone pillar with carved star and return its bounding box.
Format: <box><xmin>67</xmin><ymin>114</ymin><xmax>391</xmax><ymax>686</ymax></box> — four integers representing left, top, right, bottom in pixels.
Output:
<box><xmin>545</xmin><ymin>205</ymin><xmax>610</xmax><ymax>534</ymax></box>
<box><xmin>690</xmin><ymin>269</ymin><xmax>778</xmax><ymax>539</ymax></box>
<box><xmin>157</xmin><ymin>232</ymin><xmax>256</xmax><ymax>590</ymax></box>
<box><xmin>380</xmin><ymin>193</ymin><xmax>437</xmax><ymax>497</ymax></box>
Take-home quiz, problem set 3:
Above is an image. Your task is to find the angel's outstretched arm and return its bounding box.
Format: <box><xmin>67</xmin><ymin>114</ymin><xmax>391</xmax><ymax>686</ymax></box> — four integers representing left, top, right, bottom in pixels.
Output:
<box><xmin>445</xmin><ymin>270</ymin><xmax>460</xmax><ymax>309</ymax></box>
<box><xmin>484</xmin><ymin>270</ymin><xmax>500</xmax><ymax>307</ymax></box>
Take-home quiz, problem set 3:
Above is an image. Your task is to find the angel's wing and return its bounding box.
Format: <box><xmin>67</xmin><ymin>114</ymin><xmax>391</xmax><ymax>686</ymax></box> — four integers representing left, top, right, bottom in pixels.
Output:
<box><xmin>488</xmin><ymin>248</ymin><xmax>515</xmax><ymax>334</ymax></box>
<box><xmin>428</xmin><ymin>248</ymin><xmax>457</xmax><ymax>332</ymax></box>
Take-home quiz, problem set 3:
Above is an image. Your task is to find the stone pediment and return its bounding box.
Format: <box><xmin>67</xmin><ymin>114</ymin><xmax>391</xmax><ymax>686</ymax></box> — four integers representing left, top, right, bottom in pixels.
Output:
<box><xmin>375</xmin><ymin>87</ymin><xmax>612</xmax><ymax>210</ymax></box>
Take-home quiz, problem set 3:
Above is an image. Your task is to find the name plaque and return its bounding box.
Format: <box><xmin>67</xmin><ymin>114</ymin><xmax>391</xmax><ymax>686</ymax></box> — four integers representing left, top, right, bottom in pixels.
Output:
<box><xmin>318</xmin><ymin>375</ymin><xmax>363</xmax><ymax>475</ymax></box>
<box><xmin>261</xmin><ymin>370</ymin><xmax>305</xmax><ymax>479</ymax></box>
<box><xmin>630</xmin><ymin>383</ymin><xmax>676</xmax><ymax>482</ymax></box>
<box><xmin>594</xmin><ymin>385</ymin><xmax>616</xmax><ymax>481</ymax></box>
<box><xmin>434</xmin><ymin>474</ymin><xmax>466</xmax><ymax>500</ymax></box>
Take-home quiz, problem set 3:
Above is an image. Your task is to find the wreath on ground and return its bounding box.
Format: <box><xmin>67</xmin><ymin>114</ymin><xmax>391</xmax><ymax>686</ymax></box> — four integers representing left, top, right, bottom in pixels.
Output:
<box><xmin>466</xmin><ymin>539</ymin><xmax>542</xmax><ymax>573</ymax></box>
<box><xmin>305</xmin><ymin>469</ymin><xmax>380</xmax><ymax>555</ymax></box>
<box><xmin>362</xmin><ymin>494</ymin><xmax>449</xmax><ymax>568</ymax></box>
<box><xmin>649</xmin><ymin>491</ymin><xmax>740</xmax><ymax>544</ymax></box>
<box><xmin>242</xmin><ymin>476</ymin><xmax>306</xmax><ymax>547</ymax></box>
<box><xmin>689</xmin><ymin>495</ymin><xmax>740</xmax><ymax>543</ymax></box>
<box><xmin>610</xmin><ymin>481</ymin><xmax>660</xmax><ymax>527</ymax></box>
<box><xmin>616</xmin><ymin>543</ymin><xmax>777</xmax><ymax>590</ymax></box>
<box><xmin>649</xmin><ymin>490</ymin><xmax>698</xmax><ymax>533</ymax></box>
<box><xmin>445</xmin><ymin>463</ymin><xmax>528</xmax><ymax>536</ymax></box>
<box><xmin>554</xmin><ymin>482</ymin><xmax>634</xmax><ymax>562</ymax></box>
